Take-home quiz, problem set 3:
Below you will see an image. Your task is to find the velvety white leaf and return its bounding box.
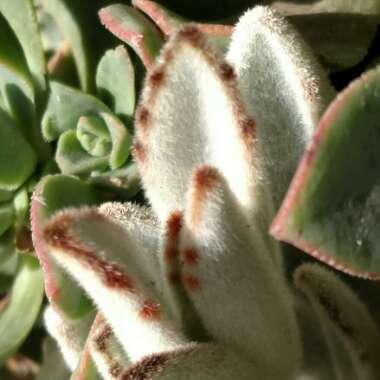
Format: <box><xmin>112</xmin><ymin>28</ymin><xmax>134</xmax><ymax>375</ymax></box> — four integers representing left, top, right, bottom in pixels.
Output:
<box><xmin>179</xmin><ymin>165</ymin><xmax>301</xmax><ymax>378</ymax></box>
<box><xmin>295</xmin><ymin>264</ymin><xmax>380</xmax><ymax>379</ymax></box>
<box><xmin>98</xmin><ymin>202</ymin><xmax>161</xmax><ymax>287</ymax></box>
<box><xmin>88</xmin><ymin>313</ymin><xmax>131</xmax><ymax>380</ymax></box>
<box><xmin>43</xmin><ymin>208</ymin><xmax>188</xmax><ymax>361</ymax></box>
<box><xmin>227</xmin><ymin>6</ymin><xmax>335</xmax><ymax>206</ymax></box>
<box><xmin>134</xmin><ymin>26</ymin><xmax>266</xmax><ymax>225</ymax></box>
<box><xmin>44</xmin><ymin>306</ymin><xmax>95</xmax><ymax>371</ymax></box>
<box><xmin>119</xmin><ymin>343</ymin><xmax>256</xmax><ymax>380</ymax></box>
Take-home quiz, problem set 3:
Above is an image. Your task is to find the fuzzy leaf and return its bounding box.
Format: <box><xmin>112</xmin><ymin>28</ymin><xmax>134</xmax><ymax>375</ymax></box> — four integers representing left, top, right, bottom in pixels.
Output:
<box><xmin>295</xmin><ymin>264</ymin><xmax>380</xmax><ymax>378</ymax></box>
<box><xmin>120</xmin><ymin>344</ymin><xmax>256</xmax><ymax>380</ymax></box>
<box><xmin>42</xmin><ymin>81</ymin><xmax>109</xmax><ymax>141</ymax></box>
<box><xmin>45</xmin><ymin>306</ymin><xmax>95</xmax><ymax>371</ymax></box>
<box><xmin>96</xmin><ymin>46</ymin><xmax>135</xmax><ymax>120</ymax></box>
<box><xmin>88</xmin><ymin>314</ymin><xmax>131</xmax><ymax>380</ymax></box>
<box><xmin>180</xmin><ymin>165</ymin><xmax>300</xmax><ymax>378</ymax></box>
<box><xmin>0</xmin><ymin>255</ymin><xmax>44</xmax><ymax>365</ymax></box>
<box><xmin>98</xmin><ymin>202</ymin><xmax>160</xmax><ymax>286</ymax></box>
<box><xmin>0</xmin><ymin>108</ymin><xmax>37</xmax><ymax>191</ymax></box>
<box><xmin>31</xmin><ymin>175</ymin><xmax>98</xmax><ymax>317</ymax></box>
<box><xmin>135</xmin><ymin>26</ymin><xmax>263</xmax><ymax>223</ymax></box>
<box><xmin>0</xmin><ymin>0</ymin><xmax>46</xmax><ymax>92</ymax></box>
<box><xmin>43</xmin><ymin>207</ymin><xmax>188</xmax><ymax>361</ymax></box>
<box><xmin>295</xmin><ymin>296</ymin><xmax>336</xmax><ymax>379</ymax></box>
<box><xmin>271</xmin><ymin>65</ymin><xmax>380</xmax><ymax>278</ymax></box>
<box><xmin>227</xmin><ymin>6</ymin><xmax>334</xmax><ymax>207</ymax></box>
<box><xmin>99</xmin><ymin>4</ymin><xmax>164</xmax><ymax>68</ymax></box>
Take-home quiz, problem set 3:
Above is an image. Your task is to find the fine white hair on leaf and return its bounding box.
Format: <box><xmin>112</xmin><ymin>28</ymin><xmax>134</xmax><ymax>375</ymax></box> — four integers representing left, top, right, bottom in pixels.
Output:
<box><xmin>44</xmin><ymin>306</ymin><xmax>95</xmax><ymax>371</ymax></box>
<box><xmin>43</xmin><ymin>207</ymin><xmax>188</xmax><ymax>362</ymax></box>
<box><xmin>179</xmin><ymin>164</ymin><xmax>301</xmax><ymax>378</ymax></box>
<box><xmin>227</xmin><ymin>6</ymin><xmax>335</xmax><ymax>207</ymax></box>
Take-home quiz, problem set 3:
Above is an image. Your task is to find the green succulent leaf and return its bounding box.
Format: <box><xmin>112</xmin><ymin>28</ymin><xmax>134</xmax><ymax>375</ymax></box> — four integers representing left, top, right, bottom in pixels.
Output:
<box><xmin>290</xmin><ymin>13</ymin><xmax>379</xmax><ymax>71</ymax></box>
<box><xmin>31</xmin><ymin>175</ymin><xmax>99</xmax><ymax>318</ymax></box>
<box><xmin>0</xmin><ymin>255</ymin><xmax>44</xmax><ymax>365</ymax></box>
<box><xmin>272</xmin><ymin>65</ymin><xmax>380</xmax><ymax>278</ymax></box>
<box><xmin>0</xmin><ymin>108</ymin><xmax>37</xmax><ymax>191</ymax></box>
<box><xmin>13</xmin><ymin>186</ymin><xmax>29</xmax><ymax>232</ymax></box>
<box><xmin>0</xmin><ymin>0</ymin><xmax>46</xmax><ymax>93</ymax></box>
<box><xmin>0</xmin><ymin>228</ymin><xmax>15</xmax><ymax>267</ymax></box>
<box><xmin>42</xmin><ymin>81</ymin><xmax>109</xmax><ymax>141</ymax></box>
<box><xmin>56</xmin><ymin>112</ymin><xmax>131</xmax><ymax>176</ymax></box>
<box><xmin>295</xmin><ymin>264</ymin><xmax>380</xmax><ymax>379</ymax></box>
<box><xmin>56</xmin><ymin>130</ymin><xmax>109</xmax><ymax>176</ymax></box>
<box><xmin>0</xmin><ymin>13</ymin><xmax>50</xmax><ymax>160</ymax></box>
<box><xmin>77</xmin><ymin>116</ymin><xmax>112</xmax><ymax>158</ymax></box>
<box><xmin>96</xmin><ymin>46</ymin><xmax>135</xmax><ymax>121</ymax></box>
<box><xmin>227</xmin><ymin>6</ymin><xmax>335</xmax><ymax>207</ymax></box>
<box><xmin>42</xmin><ymin>0</ymin><xmax>115</xmax><ymax>92</ymax></box>
<box><xmin>99</xmin><ymin>4</ymin><xmax>164</xmax><ymax>68</ymax></box>
<box><xmin>0</xmin><ymin>203</ymin><xmax>14</xmax><ymax>237</ymax></box>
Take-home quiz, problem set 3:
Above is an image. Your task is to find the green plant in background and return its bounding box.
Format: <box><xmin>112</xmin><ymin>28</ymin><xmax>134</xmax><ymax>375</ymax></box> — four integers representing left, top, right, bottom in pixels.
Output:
<box><xmin>0</xmin><ymin>1</ymin><xmax>140</xmax><ymax>378</ymax></box>
<box><xmin>1</xmin><ymin>0</ymin><xmax>380</xmax><ymax>379</ymax></box>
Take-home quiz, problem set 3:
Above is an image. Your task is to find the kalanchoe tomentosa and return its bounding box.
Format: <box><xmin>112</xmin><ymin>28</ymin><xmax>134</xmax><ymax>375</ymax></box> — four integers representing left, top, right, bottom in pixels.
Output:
<box><xmin>30</xmin><ymin>4</ymin><xmax>380</xmax><ymax>380</ymax></box>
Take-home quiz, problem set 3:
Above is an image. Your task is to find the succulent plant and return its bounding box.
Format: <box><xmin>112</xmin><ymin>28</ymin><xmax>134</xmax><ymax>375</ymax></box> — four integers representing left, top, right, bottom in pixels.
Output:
<box><xmin>1</xmin><ymin>0</ymin><xmax>380</xmax><ymax>379</ymax></box>
<box><xmin>21</xmin><ymin>2</ymin><xmax>380</xmax><ymax>380</ymax></box>
<box><xmin>0</xmin><ymin>1</ymin><xmax>140</xmax><ymax>377</ymax></box>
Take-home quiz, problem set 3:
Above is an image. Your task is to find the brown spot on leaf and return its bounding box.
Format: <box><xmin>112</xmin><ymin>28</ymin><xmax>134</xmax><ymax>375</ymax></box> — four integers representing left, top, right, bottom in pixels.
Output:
<box><xmin>183</xmin><ymin>248</ymin><xmax>199</xmax><ymax>266</ymax></box>
<box><xmin>121</xmin><ymin>353</ymin><xmax>169</xmax><ymax>380</ymax></box>
<box><xmin>132</xmin><ymin>140</ymin><xmax>147</xmax><ymax>164</ymax></box>
<box><xmin>240</xmin><ymin>118</ymin><xmax>256</xmax><ymax>141</ymax></box>
<box><xmin>44</xmin><ymin>213</ymin><xmax>134</xmax><ymax>292</ymax></box>
<box><xmin>184</xmin><ymin>275</ymin><xmax>200</xmax><ymax>291</ymax></box>
<box><xmin>136</xmin><ymin>107</ymin><xmax>150</xmax><ymax>129</ymax></box>
<box><xmin>178</xmin><ymin>26</ymin><xmax>204</xmax><ymax>46</ymax></box>
<box><xmin>139</xmin><ymin>300</ymin><xmax>160</xmax><ymax>320</ymax></box>
<box><xmin>95</xmin><ymin>325</ymin><xmax>113</xmax><ymax>352</ymax></box>
<box><xmin>194</xmin><ymin>166</ymin><xmax>220</xmax><ymax>194</ymax></box>
<box><xmin>149</xmin><ymin>69</ymin><xmax>165</xmax><ymax>89</ymax></box>
<box><xmin>164</xmin><ymin>211</ymin><xmax>182</xmax><ymax>262</ymax></box>
<box><xmin>190</xmin><ymin>165</ymin><xmax>220</xmax><ymax>227</ymax></box>
<box><xmin>168</xmin><ymin>271</ymin><xmax>180</xmax><ymax>285</ymax></box>
<box><xmin>219</xmin><ymin>62</ymin><xmax>235</xmax><ymax>81</ymax></box>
